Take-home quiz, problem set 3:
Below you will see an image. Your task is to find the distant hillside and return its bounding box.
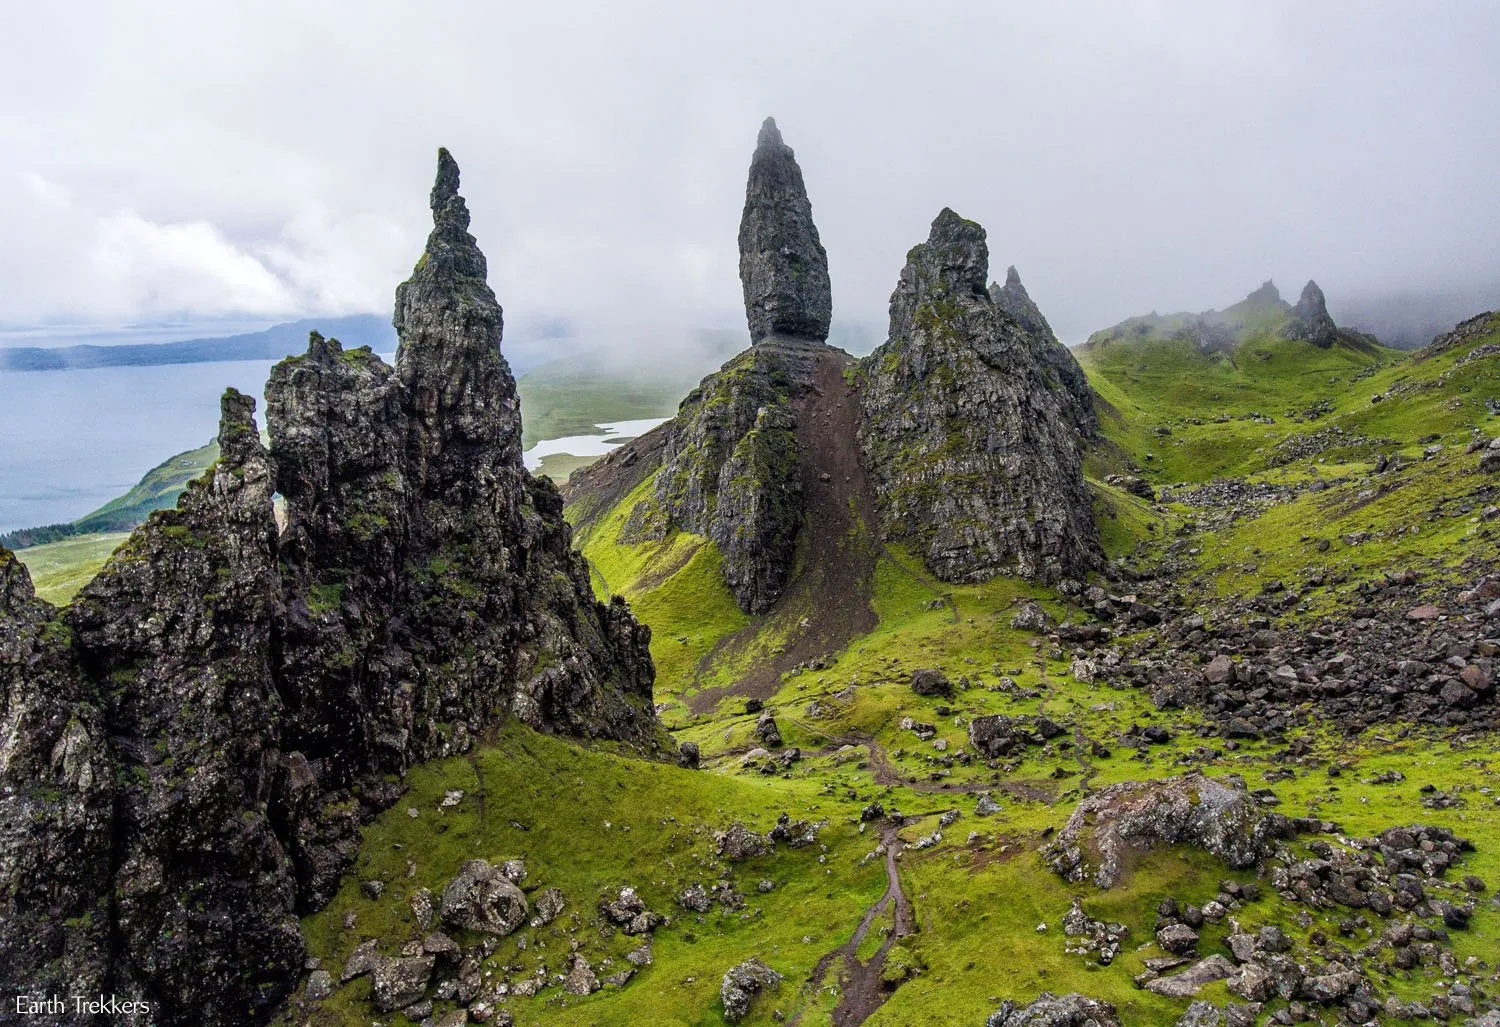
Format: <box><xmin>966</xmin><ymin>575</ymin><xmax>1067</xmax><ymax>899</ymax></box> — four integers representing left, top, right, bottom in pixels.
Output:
<box><xmin>0</xmin><ymin>441</ymin><xmax>218</xmax><ymax>549</ymax></box>
<box><xmin>0</xmin><ymin>314</ymin><xmax>394</xmax><ymax>371</ymax></box>
<box><xmin>1083</xmin><ymin>279</ymin><xmax>1380</xmax><ymax>356</ymax></box>
<box><xmin>516</xmin><ymin>331</ymin><xmax>742</xmax><ymax>447</ymax></box>
<box><xmin>1077</xmin><ymin>280</ymin><xmax>1405</xmax><ymax>482</ymax></box>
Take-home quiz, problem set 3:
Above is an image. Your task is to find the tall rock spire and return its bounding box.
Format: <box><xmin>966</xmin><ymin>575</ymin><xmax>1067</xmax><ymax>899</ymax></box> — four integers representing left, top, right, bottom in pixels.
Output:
<box><xmin>738</xmin><ymin>117</ymin><xmax>832</xmax><ymax>344</ymax></box>
<box><xmin>394</xmin><ymin>148</ymin><xmax>521</xmax><ymax>476</ymax></box>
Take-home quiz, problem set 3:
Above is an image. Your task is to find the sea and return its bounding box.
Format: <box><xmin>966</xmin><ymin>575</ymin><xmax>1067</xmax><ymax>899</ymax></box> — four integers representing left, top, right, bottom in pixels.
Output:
<box><xmin>0</xmin><ymin>358</ymin><xmax>293</xmax><ymax>533</ymax></box>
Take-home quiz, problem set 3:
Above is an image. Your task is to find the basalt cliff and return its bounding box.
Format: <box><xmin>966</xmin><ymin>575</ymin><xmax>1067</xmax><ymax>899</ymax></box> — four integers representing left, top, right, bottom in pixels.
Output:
<box><xmin>0</xmin><ymin>151</ymin><xmax>657</xmax><ymax>1026</ymax></box>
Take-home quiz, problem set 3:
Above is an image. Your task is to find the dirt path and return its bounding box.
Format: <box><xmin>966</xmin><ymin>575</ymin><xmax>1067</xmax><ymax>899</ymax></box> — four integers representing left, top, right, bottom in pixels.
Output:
<box><xmin>789</xmin><ymin>823</ymin><xmax>914</xmax><ymax>1027</ymax></box>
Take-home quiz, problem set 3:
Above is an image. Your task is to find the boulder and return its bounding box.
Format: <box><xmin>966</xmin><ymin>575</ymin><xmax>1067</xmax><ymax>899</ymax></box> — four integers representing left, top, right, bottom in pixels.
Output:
<box><xmin>721</xmin><ymin>957</ymin><xmax>782</xmax><ymax>1022</ymax></box>
<box><xmin>1175</xmin><ymin>1002</ymin><xmax>1223</xmax><ymax>1027</ymax></box>
<box><xmin>1143</xmin><ymin>955</ymin><xmax>1237</xmax><ymax>998</ymax></box>
<box><xmin>1043</xmin><ymin>775</ymin><xmax>1297</xmax><ymax>888</ymax></box>
<box><xmin>984</xmin><ymin>991</ymin><xmax>1123</xmax><ymax>1027</ymax></box>
<box><xmin>911</xmin><ymin>668</ymin><xmax>954</xmax><ymax>697</ymax></box>
<box><xmin>1009</xmin><ymin>601</ymin><xmax>1053</xmax><ymax>632</ymax></box>
<box><xmin>1156</xmin><ymin>923</ymin><xmax>1200</xmax><ymax>955</ymax></box>
<box><xmin>562</xmin><ymin>954</ymin><xmax>598</xmax><ymax>996</ymax></box>
<box><xmin>439</xmin><ymin>860</ymin><xmax>528</xmax><ymax>936</ymax></box>
<box><xmin>370</xmin><ymin>955</ymin><xmax>434</xmax><ymax>1012</ymax></box>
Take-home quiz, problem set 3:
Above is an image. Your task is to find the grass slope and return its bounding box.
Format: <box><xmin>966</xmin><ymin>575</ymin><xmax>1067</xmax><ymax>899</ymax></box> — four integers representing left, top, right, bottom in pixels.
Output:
<box><xmin>1080</xmin><ymin>332</ymin><xmax>1404</xmax><ymax>483</ymax></box>
<box><xmin>14</xmin><ymin>531</ymin><xmax>132</xmax><ymax>605</ymax></box>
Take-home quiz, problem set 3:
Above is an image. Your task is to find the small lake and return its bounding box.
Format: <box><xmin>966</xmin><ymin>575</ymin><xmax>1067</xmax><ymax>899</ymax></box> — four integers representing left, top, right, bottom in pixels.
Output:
<box><xmin>522</xmin><ymin>418</ymin><xmax>668</xmax><ymax>470</ymax></box>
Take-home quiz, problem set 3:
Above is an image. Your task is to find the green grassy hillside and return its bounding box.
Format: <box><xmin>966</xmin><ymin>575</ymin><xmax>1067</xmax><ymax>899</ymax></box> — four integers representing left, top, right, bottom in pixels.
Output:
<box><xmin>1080</xmin><ymin>330</ymin><xmax>1404</xmax><ymax>483</ymax></box>
<box><xmin>14</xmin><ymin>531</ymin><xmax>134</xmax><ymax>605</ymax></box>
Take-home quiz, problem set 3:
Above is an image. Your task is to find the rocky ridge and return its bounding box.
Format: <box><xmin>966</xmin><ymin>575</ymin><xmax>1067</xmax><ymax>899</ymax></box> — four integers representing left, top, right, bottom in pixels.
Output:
<box><xmin>0</xmin><ymin>151</ymin><xmax>657</xmax><ymax>1026</ymax></box>
<box><xmin>990</xmin><ymin>265</ymin><xmax>1099</xmax><ymax>439</ymax></box>
<box><xmin>858</xmin><ymin>209</ymin><xmax>1102</xmax><ymax>585</ymax></box>
<box><xmin>1084</xmin><ymin>278</ymin><xmax>1380</xmax><ymax>356</ymax></box>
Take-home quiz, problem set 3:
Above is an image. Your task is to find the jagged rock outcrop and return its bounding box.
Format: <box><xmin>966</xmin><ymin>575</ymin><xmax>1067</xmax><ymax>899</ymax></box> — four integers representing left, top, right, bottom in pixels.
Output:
<box><xmin>739</xmin><ymin>117</ymin><xmax>832</xmax><ymax>344</ymax></box>
<box><xmin>0</xmin><ymin>550</ymin><xmax>116</xmax><ymax>1013</ymax></box>
<box><xmin>1281</xmin><ymin>279</ymin><xmax>1339</xmax><ymax>348</ymax></box>
<box><xmin>0</xmin><ymin>150</ymin><xmax>657</xmax><ymax>1026</ymax></box>
<box><xmin>990</xmin><ymin>266</ymin><xmax>1098</xmax><ymax>438</ymax></box>
<box><xmin>858</xmin><ymin>209</ymin><xmax>1102</xmax><ymax>585</ymax></box>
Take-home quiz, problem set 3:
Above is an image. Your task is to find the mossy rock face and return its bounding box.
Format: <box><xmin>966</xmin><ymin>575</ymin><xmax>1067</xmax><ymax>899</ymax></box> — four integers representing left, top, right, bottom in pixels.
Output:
<box><xmin>709</xmin><ymin>408</ymin><xmax>802</xmax><ymax>614</ymax></box>
<box><xmin>648</xmin><ymin>341</ymin><xmax>820</xmax><ymax>613</ymax></box>
<box><xmin>858</xmin><ymin>208</ymin><xmax>1102</xmax><ymax>586</ymax></box>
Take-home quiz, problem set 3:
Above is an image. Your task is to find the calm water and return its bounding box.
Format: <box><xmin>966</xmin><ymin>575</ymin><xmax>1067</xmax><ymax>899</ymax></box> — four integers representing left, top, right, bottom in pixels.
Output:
<box><xmin>522</xmin><ymin>417</ymin><xmax>668</xmax><ymax>470</ymax></box>
<box><xmin>0</xmin><ymin>359</ymin><xmax>289</xmax><ymax>533</ymax></box>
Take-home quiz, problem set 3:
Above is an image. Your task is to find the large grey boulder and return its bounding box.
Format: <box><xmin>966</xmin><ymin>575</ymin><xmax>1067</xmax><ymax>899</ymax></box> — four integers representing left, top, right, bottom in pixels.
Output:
<box><xmin>439</xmin><ymin>859</ymin><xmax>528</xmax><ymax>936</ymax></box>
<box><xmin>984</xmin><ymin>991</ymin><xmax>1123</xmax><ymax>1026</ymax></box>
<box><xmin>721</xmin><ymin>957</ymin><xmax>782</xmax><ymax>1022</ymax></box>
<box><xmin>370</xmin><ymin>955</ymin><xmax>434</xmax><ymax>1012</ymax></box>
<box><xmin>1043</xmin><ymin>774</ymin><xmax>1297</xmax><ymax>888</ymax></box>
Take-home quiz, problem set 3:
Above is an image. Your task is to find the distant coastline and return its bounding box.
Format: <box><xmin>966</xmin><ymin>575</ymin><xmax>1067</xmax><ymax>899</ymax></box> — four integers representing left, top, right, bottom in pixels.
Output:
<box><xmin>0</xmin><ymin>314</ymin><xmax>394</xmax><ymax>371</ymax></box>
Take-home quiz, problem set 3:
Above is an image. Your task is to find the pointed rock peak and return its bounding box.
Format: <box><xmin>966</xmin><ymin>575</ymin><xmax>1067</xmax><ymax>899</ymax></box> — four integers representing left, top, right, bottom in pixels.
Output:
<box><xmin>305</xmin><ymin>329</ymin><xmax>341</xmax><ymax>362</ymax></box>
<box><xmin>394</xmin><ymin>147</ymin><xmax>501</xmax><ymax>352</ymax></box>
<box><xmin>739</xmin><ymin>118</ymin><xmax>832</xmax><ymax>344</ymax></box>
<box><xmin>431</xmin><ymin>146</ymin><xmax>461</xmax><ymax>212</ymax></box>
<box><xmin>1281</xmin><ymin>278</ymin><xmax>1338</xmax><ymax>348</ymax></box>
<box><xmin>217</xmin><ymin>387</ymin><xmax>264</xmax><ymax>467</ymax></box>
<box><xmin>913</xmin><ymin>208</ymin><xmax>989</xmax><ymax>298</ymax></box>
<box><xmin>994</xmin><ymin>264</ymin><xmax>1033</xmax><ymax>306</ymax></box>
<box><xmin>1294</xmin><ymin>279</ymin><xmax>1329</xmax><ymax>317</ymax></box>
<box><xmin>393</xmin><ymin>147</ymin><xmax>516</xmax><ymax>469</ymax></box>
<box><xmin>1245</xmin><ymin>279</ymin><xmax>1282</xmax><ymax>305</ymax></box>
<box><xmin>756</xmin><ymin>116</ymin><xmax>783</xmax><ymax>150</ymax></box>
<box><xmin>0</xmin><ymin>544</ymin><xmax>37</xmax><ymax>611</ymax></box>
<box><xmin>991</xmin><ymin>263</ymin><xmax>1052</xmax><ymax>338</ymax></box>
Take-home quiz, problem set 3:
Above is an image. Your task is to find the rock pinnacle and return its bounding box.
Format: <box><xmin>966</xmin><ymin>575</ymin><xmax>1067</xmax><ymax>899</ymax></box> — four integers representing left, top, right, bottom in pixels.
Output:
<box><xmin>738</xmin><ymin>117</ymin><xmax>832</xmax><ymax>344</ymax></box>
<box><xmin>1282</xmin><ymin>279</ymin><xmax>1338</xmax><ymax>348</ymax></box>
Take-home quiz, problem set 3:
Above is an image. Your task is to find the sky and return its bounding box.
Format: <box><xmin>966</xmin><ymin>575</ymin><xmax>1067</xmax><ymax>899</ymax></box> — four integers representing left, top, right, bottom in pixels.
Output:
<box><xmin>2</xmin><ymin>1</ymin><xmax>1498</xmax><ymax>345</ymax></box>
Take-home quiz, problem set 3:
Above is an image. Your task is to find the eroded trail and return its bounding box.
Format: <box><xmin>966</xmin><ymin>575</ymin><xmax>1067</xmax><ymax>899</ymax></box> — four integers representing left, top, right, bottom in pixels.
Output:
<box><xmin>790</xmin><ymin>823</ymin><xmax>914</xmax><ymax>1027</ymax></box>
<box><xmin>688</xmin><ymin>348</ymin><xmax>882</xmax><ymax>713</ymax></box>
